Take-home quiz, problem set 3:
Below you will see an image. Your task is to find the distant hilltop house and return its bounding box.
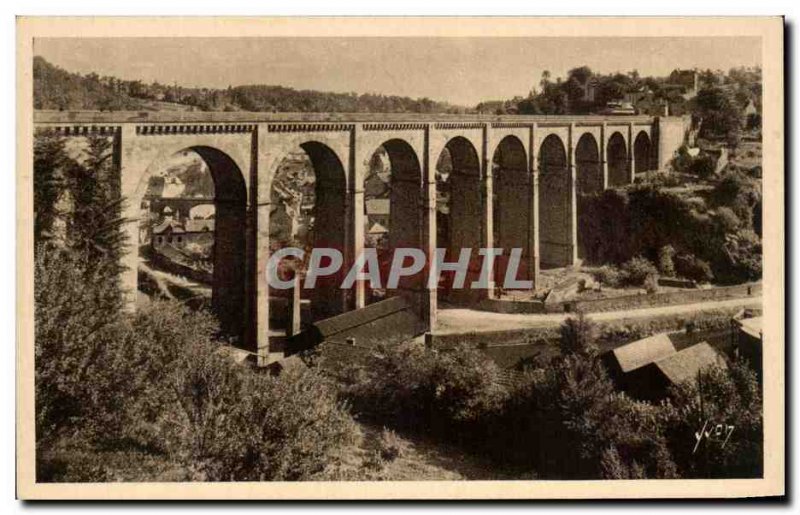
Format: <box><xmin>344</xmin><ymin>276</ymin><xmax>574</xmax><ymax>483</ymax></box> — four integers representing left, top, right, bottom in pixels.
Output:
<box><xmin>600</xmin><ymin>101</ymin><xmax>637</xmax><ymax>115</ymax></box>
<box><xmin>602</xmin><ymin>333</ymin><xmax>727</xmax><ymax>401</ymax></box>
<box><xmin>623</xmin><ymin>85</ymin><xmax>652</xmax><ymax>106</ymax></box>
<box><xmin>578</xmin><ymin>76</ymin><xmax>600</xmax><ymax>102</ymax></box>
<box><xmin>668</xmin><ymin>69</ymin><xmax>700</xmax><ymax>98</ymax></box>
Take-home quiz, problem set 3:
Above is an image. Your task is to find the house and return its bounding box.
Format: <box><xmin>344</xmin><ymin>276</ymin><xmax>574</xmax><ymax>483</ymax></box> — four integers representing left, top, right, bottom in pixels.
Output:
<box><xmin>628</xmin><ymin>342</ymin><xmax>727</xmax><ymax>401</ymax></box>
<box><xmin>668</xmin><ymin>69</ymin><xmax>700</xmax><ymax>98</ymax></box>
<box><xmin>575</xmin><ymin>76</ymin><xmax>600</xmax><ymax>102</ymax></box>
<box><xmin>365</xmin><ymin>198</ymin><xmax>390</xmax><ymax>229</ymax></box>
<box><xmin>734</xmin><ymin>315</ymin><xmax>763</xmax><ymax>383</ymax></box>
<box><xmin>152</xmin><ymin>215</ymin><xmax>214</xmax><ymax>251</ymax></box>
<box><xmin>600</xmin><ymin>101</ymin><xmax>637</xmax><ymax>115</ymax></box>
<box><xmin>601</xmin><ymin>332</ymin><xmax>677</xmax><ymax>388</ymax></box>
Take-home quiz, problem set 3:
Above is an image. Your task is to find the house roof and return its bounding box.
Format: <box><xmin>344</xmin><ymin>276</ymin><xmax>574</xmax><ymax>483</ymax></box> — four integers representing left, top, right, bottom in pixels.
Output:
<box><xmin>654</xmin><ymin>342</ymin><xmax>726</xmax><ymax>386</ymax></box>
<box><xmin>368</xmin><ymin>222</ymin><xmax>388</xmax><ymax>234</ymax></box>
<box><xmin>611</xmin><ymin>333</ymin><xmax>677</xmax><ymax>373</ymax></box>
<box><xmin>738</xmin><ymin>316</ymin><xmax>763</xmax><ymax>340</ymax></box>
<box><xmin>152</xmin><ymin>218</ymin><xmax>185</xmax><ymax>235</ymax></box>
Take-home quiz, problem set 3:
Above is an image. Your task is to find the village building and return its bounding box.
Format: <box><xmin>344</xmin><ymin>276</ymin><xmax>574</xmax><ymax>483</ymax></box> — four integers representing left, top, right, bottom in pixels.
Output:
<box><xmin>151</xmin><ymin>209</ymin><xmax>215</xmax><ymax>251</ymax></box>
<box><xmin>601</xmin><ymin>332</ymin><xmax>677</xmax><ymax>390</ymax></box>
<box><xmin>602</xmin><ymin>333</ymin><xmax>728</xmax><ymax>401</ymax></box>
<box><xmin>734</xmin><ymin>315</ymin><xmax>763</xmax><ymax>383</ymax></box>
<box><xmin>630</xmin><ymin>342</ymin><xmax>726</xmax><ymax>401</ymax></box>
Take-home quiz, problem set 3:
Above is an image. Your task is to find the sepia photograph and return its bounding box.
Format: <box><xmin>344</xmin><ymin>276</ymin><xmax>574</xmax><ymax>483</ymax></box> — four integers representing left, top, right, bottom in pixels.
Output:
<box><xmin>14</xmin><ymin>16</ymin><xmax>785</xmax><ymax>500</ymax></box>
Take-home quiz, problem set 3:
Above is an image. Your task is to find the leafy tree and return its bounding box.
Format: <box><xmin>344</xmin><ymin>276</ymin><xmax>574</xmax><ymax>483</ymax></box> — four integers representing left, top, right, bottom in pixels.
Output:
<box><xmin>558</xmin><ymin>311</ymin><xmax>597</xmax><ymax>356</ymax></box>
<box><xmin>694</xmin><ymin>87</ymin><xmax>743</xmax><ymax>142</ymax></box>
<box><xmin>567</xmin><ymin>66</ymin><xmax>593</xmax><ymax>85</ymax></box>
<box><xmin>661</xmin><ymin>360</ymin><xmax>763</xmax><ymax>478</ymax></box>
<box><xmin>657</xmin><ymin>245</ymin><xmax>677</xmax><ymax>277</ymax></box>
<box><xmin>502</xmin><ymin>316</ymin><xmax>678</xmax><ymax>478</ymax></box>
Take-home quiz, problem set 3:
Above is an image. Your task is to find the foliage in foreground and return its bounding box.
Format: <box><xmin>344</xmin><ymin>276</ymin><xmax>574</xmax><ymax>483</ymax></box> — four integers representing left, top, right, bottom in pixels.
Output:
<box><xmin>35</xmin><ymin>264</ymin><xmax>360</xmax><ymax>481</ymax></box>
<box><xmin>342</xmin><ymin>314</ymin><xmax>763</xmax><ymax>480</ymax></box>
<box><xmin>34</xmin><ymin>131</ymin><xmax>359</xmax><ymax>482</ymax></box>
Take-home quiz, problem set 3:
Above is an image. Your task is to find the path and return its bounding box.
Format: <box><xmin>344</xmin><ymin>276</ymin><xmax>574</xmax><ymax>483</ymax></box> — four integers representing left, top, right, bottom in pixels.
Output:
<box><xmin>138</xmin><ymin>258</ymin><xmax>211</xmax><ymax>302</ymax></box>
<box><xmin>435</xmin><ymin>296</ymin><xmax>761</xmax><ymax>334</ymax></box>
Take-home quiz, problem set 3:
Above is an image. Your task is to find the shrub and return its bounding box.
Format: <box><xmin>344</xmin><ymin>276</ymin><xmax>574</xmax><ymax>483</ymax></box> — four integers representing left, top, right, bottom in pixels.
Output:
<box><xmin>643</xmin><ymin>274</ymin><xmax>660</xmax><ymax>294</ymax></box>
<box><xmin>661</xmin><ymin>360</ymin><xmax>762</xmax><ymax>478</ymax></box>
<box><xmin>499</xmin><ymin>343</ymin><xmax>677</xmax><ymax>478</ymax></box>
<box><xmin>715</xmin><ymin>229</ymin><xmax>762</xmax><ymax>284</ymax></box>
<box><xmin>671</xmin><ymin>145</ymin><xmax>694</xmax><ymax>173</ymax></box>
<box><xmin>34</xmin><ymin>244</ymin><xmax>127</xmax><ymax>445</ymax></box>
<box><xmin>638</xmin><ymin>171</ymin><xmax>683</xmax><ymax>188</ymax></box>
<box><xmin>675</xmin><ymin>253</ymin><xmax>714</xmax><ymax>283</ymax></box>
<box><xmin>345</xmin><ymin>342</ymin><xmax>508</xmax><ymax>439</ymax></box>
<box><xmin>590</xmin><ymin>265</ymin><xmax>622</xmax><ymax>288</ymax></box>
<box><xmin>558</xmin><ymin>312</ymin><xmax>597</xmax><ymax>356</ymax></box>
<box><xmin>713</xmin><ymin>206</ymin><xmax>742</xmax><ymax>234</ymax></box>
<box><xmin>690</xmin><ymin>153</ymin><xmax>717</xmax><ymax>179</ymax></box>
<box><xmin>657</xmin><ymin>245</ymin><xmax>677</xmax><ymax>277</ymax></box>
<box><xmin>620</xmin><ymin>256</ymin><xmax>659</xmax><ymax>287</ymax></box>
<box><xmin>36</xmin><ymin>292</ymin><xmax>361</xmax><ymax>482</ymax></box>
<box><xmin>188</xmin><ymin>365</ymin><xmax>360</xmax><ymax>481</ymax></box>
<box><xmin>374</xmin><ymin>428</ymin><xmax>406</xmax><ymax>463</ymax></box>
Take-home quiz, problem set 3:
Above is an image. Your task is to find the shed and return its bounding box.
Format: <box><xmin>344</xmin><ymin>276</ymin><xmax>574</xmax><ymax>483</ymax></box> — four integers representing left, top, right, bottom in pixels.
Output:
<box><xmin>631</xmin><ymin>342</ymin><xmax>727</xmax><ymax>401</ymax></box>
<box><xmin>601</xmin><ymin>332</ymin><xmax>677</xmax><ymax>385</ymax></box>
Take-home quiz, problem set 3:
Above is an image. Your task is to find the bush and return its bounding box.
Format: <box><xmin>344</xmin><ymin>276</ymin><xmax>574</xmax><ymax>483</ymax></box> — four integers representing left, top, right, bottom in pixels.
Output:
<box><xmin>558</xmin><ymin>312</ymin><xmax>597</xmax><ymax>355</ymax></box>
<box><xmin>187</xmin><ymin>365</ymin><xmax>360</xmax><ymax>481</ymax></box>
<box><xmin>690</xmin><ymin>153</ymin><xmax>716</xmax><ymax>179</ymax></box>
<box><xmin>499</xmin><ymin>336</ymin><xmax>677</xmax><ymax>478</ymax></box>
<box><xmin>643</xmin><ymin>274</ymin><xmax>660</xmax><ymax>294</ymax></box>
<box><xmin>657</xmin><ymin>245</ymin><xmax>677</xmax><ymax>277</ymax></box>
<box><xmin>373</xmin><ymin>428</ymin><xmax>406</xmax><ymax>463</ymax></box>
<box><xmin>590</xmin><ymin>265</ymin><xmax>622</xmax><ymax>288</ymax></box>
<box><xmin>638</xmin><ymin>171</ymin><xmax>683</xmax><ymax>188</ymax></box>
<box><xmin>671</xmin><ymin>145</ymin><xmax>694</xmax><ymax>173</ymax></box>
<box><xmin>675</xmin><ymin>253</ymin><xmax>714</xmax><ymax>283</ymax></box>
<box><xmin>620</xmin><ymin>256</ymin><xmax>659</xmax><ymax>287</ymax></box>
<box><xmin>34</xmin><ymin>244</ymin><xmax>127</xmax><ymax>445</ymax></box>
<box><xmin>344</xmin><ymin>342</ymin><xmax>508</xmax><ymax>439</ymax></box>
<box><xmin>715</xmin><ymin>229</ymin><xmax>762</xmax><ymax>284</ymax></box>
<box><xmin>661</xmin><ymin>360</ymin><xmax>762</xmax><ymax>478</ymax></box>
<box><xmin>36</xmin><ymin>290</ymin><xmax>360</xmax><ymax>482</ymax></box>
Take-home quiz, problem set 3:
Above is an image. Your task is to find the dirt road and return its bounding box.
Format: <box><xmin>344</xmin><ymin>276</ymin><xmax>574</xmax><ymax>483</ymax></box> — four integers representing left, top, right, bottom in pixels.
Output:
<box><xmin>435</xmin><ymin>296</ymin><xmax>761</xmax><ymax>334</ymax></box>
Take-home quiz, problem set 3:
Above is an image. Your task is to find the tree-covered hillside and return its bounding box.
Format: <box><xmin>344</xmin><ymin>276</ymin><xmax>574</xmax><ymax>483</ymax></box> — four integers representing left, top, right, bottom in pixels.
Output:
<box><xmin>33</xmin><ymin>56</ymin><xmax>469</xmax><ymax>114</ymax></box>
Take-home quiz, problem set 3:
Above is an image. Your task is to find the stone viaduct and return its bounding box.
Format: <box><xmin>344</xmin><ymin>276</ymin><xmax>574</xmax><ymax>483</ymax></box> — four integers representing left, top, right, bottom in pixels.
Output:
<box><xmin>33</xmin><ymin>111</ymin><xmax>688</xmax><ymax>364</ymax></box>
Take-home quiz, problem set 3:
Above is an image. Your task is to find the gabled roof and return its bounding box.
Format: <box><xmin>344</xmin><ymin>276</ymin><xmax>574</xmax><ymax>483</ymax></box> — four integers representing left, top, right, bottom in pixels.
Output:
<box><xmin>368</xmin><ymin>222</ymin><xmax>388</xmax><ymax>234</ymax></box>
<box><xmin>152</xmin><ymin>218</ymin><xmax>185</xmax><ymax>235</ymax></box>
<box><xmin>654</xmin><ymin>342</ymin><xmax>726</xmax><ymax>385</ymax></box>
<box><xmin>610</xmin><ymin>333</ymin><xmax>677</xmax><ymax>373</ymax></box>
<box><xmin>737</xmin><ymin>316</ymin><xmax>763</xmax><ymax>340</ymax></box>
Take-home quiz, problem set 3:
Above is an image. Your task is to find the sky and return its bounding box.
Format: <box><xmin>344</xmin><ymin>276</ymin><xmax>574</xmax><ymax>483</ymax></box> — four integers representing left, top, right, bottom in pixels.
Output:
<box><xmin>34</xmin><ymin>37</ymin><xmax>761</xmax><ymax>107</ymax></box>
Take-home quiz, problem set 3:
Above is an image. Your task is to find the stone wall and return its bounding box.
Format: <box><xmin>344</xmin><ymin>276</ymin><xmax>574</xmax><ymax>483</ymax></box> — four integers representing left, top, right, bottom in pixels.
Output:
<box><xmin>656</xmin><ymin>116</ymin><xmax>691</xmax><ymax>169</ymax></box>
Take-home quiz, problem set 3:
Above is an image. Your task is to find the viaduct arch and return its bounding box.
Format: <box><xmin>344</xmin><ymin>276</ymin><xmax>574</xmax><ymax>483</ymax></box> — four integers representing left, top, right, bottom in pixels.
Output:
<box><xmin>34</xmin><ymin>111</ymin><xmax>686</xmax><ymax>365</ymax></box>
